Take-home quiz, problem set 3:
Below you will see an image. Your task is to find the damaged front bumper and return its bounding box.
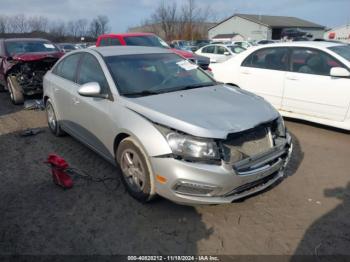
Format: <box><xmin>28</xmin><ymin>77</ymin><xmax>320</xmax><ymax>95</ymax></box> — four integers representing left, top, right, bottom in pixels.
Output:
<box><xmin>151</xmin><ymin>133</ymin><xmax>293</xmax><ymax>205</ymax></box>
<box><xmin>6</xmin><ymin>57</ymin><xmax>60</xmax><ymax>96</ymax></box>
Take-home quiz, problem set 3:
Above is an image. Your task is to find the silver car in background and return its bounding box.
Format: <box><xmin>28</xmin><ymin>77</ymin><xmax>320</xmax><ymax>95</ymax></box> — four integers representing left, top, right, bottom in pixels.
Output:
<box><xmin>43</xmin><ymin>46</ymin><xmax>292</xmax><ymax>205</ymax></box>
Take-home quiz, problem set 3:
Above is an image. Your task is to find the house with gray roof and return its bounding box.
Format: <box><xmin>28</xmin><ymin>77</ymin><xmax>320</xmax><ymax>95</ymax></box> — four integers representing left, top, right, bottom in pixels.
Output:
<box><xmin>208</xmin><ymin>13</ymin><xmax>325</xmax><ymax>41</ymax></box>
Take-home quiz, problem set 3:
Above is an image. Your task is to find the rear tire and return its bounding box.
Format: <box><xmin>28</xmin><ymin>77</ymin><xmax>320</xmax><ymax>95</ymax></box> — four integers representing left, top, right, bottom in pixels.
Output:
<box><xmin>7</xmin><ymin>76</ymin><xmax>24</xmax><ymax>105</ymax></box>
<box><xmin>46</xmin><ymin>100</ymin><xmax>65</xmax><ymax>137</ymax></box>
<box><xmin>116</xmin><ymin>138</ymin><xmax>155</xmax><ymax>203</ymax></box>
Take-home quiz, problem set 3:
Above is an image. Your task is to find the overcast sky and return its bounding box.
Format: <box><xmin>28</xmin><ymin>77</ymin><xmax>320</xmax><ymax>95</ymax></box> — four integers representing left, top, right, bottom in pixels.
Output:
<box><xmin>1</xmin><ymin>0</ymin><xmax>350</xmax><ymax>31</ymax></box>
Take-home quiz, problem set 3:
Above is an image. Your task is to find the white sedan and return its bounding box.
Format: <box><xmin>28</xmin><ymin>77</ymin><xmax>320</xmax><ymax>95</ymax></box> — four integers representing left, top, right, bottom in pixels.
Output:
<box><xmin>211</xmin><ymin>41</ymin><xmax>350</xmax><ymax>131</ymax></box>
<box><xmin>195</xmin><ymin>44</ymin><xmax>246</xmax><ymax>63</ymax></box>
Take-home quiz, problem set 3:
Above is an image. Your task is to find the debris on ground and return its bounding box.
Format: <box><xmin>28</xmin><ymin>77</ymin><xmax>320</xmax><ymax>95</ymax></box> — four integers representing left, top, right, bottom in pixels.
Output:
<box><xmin>45</xmin><ymin>154</ymin><xmax>121</xmax><ymax>191</ymax></box>
<box><xmin>19</xmin><ymin>128</ymin><xmax>44</xmax><ymax>137</ymax></box>
<box><xmin>24</xmin><ymin>100</ymin><xmax>45</xmax><ymax>111</ymax></box>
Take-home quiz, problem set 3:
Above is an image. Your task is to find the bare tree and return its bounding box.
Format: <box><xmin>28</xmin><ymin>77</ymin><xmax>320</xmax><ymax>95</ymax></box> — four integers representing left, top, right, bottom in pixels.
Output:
<box><xmin>28</xmin><ymin>16</ymin><xmax>49</xmax><ymax>32</ymax></box>
<box><xmin>89</xmin><ymin>18</ymin><xmax>101</xmax><ymax>39</ymax></box>
<box><xmin>0</xmin><ymin>13</ymin><xmax>110</xmax><ymax>41</ymax></box>
<box><xmin>8</xmin><ymin>14</ymin><xmax>30</xmax><ymax>33</ymax></box>
<box><xmin>97</xmin><ymin>15</ymin><xmax>110</xmax><ymax>35</ymax></box>
<box><xmin>180</xmin><ymin>0</ymin><xmax>206</xmax><ymax>40</ymax></box>
<box><xmin>151</xmin><ymin>0</ymin><xmax>178</xmax><ymax>41</ymax></box>
<box><xmin>133</xmin><ymin>0</ymin><xmax>213</xmax><ymax>41</ymax></box>
<box><xmin>67</xmin><ymin>20</ymin><xmax>79</xmax><ymax>38</ymax></box>
<box><xmin>76</xmin><ymin>19</ymin><xmax>88</xmax><ymax>37</ymax></box>
<box><xmin>89</xmin><ymin>15</ymin><xmax>110</xmax><ymax>38</ymax></box>
<box><xmin>49</xmin><ymin>20</ymin><xmax>66</xmax><ymax>39</ymax></box>
<box><xmin>0</xmin><ymin>15</ymin><xmax>8</xmax><ymax>34</ymax></box>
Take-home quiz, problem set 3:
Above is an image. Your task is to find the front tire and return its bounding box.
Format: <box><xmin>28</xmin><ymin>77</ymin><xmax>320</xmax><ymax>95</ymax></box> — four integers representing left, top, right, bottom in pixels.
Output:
<box><xmin>7</xmin><ymin>76</ymin><xmax>24</xmax><ymax>105</ymax></box>
<box><xmin>117</xmin><ymin>138</ymin><xmax>155</xmax><ymax>203</ymax></box>
<box><xmin>46</xmin><ymin>100</ymin><xmax>65</xmax><ymax>136</ymax></box>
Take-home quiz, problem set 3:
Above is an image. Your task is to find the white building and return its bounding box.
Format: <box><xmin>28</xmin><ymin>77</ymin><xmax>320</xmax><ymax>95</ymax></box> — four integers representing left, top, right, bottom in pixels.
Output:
<box><xmin>324</xmin><ymin>24</ymin><xmax>350</xmax><ymax>43</ymax></box>
<box><xmin>209</xmin><ymin>14</ymin><xmax>325</xmax><ymax>41</ymax></box>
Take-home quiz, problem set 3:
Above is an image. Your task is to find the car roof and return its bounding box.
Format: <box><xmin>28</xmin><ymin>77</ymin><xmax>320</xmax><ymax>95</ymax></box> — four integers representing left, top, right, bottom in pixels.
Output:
<box><xmin>99</xmin><ymin>32</ymin><xmax>155</xmax><ymax>38</ymax></box>
<box><xmin>255</xmin><ymin>41</ymin><xmax>346</xmax><ymax>49</ymax></box>
<box><xmin>91</xmin><ymin>46</ymin><xmax>173</xmax><ymax>57</ymax></box>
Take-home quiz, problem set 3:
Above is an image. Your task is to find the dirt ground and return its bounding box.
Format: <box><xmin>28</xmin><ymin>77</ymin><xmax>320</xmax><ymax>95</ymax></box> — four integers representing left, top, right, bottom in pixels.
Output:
<box><xmin>0</xmin><ymin>91</ymin><xmax>350</xmax><ymax>257</ymax></box>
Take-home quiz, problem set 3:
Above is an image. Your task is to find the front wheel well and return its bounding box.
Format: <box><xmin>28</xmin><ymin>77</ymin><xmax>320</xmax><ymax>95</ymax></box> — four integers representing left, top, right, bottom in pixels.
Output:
<box><xmin>113</xmin><ymin>133</ymin><xmax>130</xmax><ymax>155</ymax></box>
<box><xmin>43</xmin><ymin>96</ymin><xmax>50</xmax><ymax>105</ymax></box>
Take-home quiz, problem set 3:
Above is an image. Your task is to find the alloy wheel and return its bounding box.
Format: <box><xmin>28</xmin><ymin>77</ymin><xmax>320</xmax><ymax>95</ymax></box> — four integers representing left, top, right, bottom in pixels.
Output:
<box><xmin>46</xmin><ymin>103</ymin><xmax>57</xmax><ymax>131</ymax></box>
<box><xmin>120</xmin><ymin>149</ymin><xmax>146</xmax><ymax>192</ymax></box>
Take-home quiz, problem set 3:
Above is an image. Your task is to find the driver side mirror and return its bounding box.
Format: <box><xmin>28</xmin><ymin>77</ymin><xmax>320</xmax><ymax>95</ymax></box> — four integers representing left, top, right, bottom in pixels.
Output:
<box><xmin>224</xmin><ymin>52</ymin><xmax>230</xmax><ymax>56</ymax></box>
<box><xmin>330</xmin><ymin>67</ymin><xmax>350</xmax><ymax>78</ymax></box>
<box><xmin>78</xmin><ymin>82</ymin><xmax>108</xmax><ymax>98</ymax></box>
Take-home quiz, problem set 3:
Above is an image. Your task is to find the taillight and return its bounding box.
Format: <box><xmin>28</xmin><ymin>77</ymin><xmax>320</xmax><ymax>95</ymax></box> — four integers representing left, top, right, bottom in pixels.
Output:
<box><xmin>207</xmin><ymin>67</ymin><xmax>212</xmax><ymax>72</ymax></box>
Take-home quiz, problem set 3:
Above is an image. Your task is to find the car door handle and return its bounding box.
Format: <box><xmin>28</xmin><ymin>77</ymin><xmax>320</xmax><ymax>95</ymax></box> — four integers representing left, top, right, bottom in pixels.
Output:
<box><xmin>242</xmin><ymin>70</ymin><xmax>251</xmax><ymax>75</ymax></box>
<box><xmin>54</xmin><ymin>88</ymin><xmax>59</xmax><ymax>92</ymax></box>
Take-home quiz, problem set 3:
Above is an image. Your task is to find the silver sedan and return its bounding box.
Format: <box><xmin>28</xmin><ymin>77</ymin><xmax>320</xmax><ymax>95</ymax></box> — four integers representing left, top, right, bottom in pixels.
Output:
<box><xmin>43</xmin><ymin>46</ymin><xmax>292</xmax><ymax>205</ymax></box>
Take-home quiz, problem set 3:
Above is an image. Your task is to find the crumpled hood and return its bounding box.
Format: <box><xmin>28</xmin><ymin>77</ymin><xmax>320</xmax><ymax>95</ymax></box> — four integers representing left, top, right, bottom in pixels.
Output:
<box><xmin>12</xmin><ymin>51</ymin><xmax>63</xmax><ymax>62</ymax></box>
<box><xmin>122</xmin><ymin>85</ymin><xmax>279</xmax><ymax>139</ymax></box>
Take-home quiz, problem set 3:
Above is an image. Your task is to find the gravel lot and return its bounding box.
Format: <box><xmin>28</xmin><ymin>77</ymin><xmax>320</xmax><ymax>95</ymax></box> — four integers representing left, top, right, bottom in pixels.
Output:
<box><xmin>0</xmin><ymin>91</ymin><xmax>350</xmax><ymax>257</ymax></box>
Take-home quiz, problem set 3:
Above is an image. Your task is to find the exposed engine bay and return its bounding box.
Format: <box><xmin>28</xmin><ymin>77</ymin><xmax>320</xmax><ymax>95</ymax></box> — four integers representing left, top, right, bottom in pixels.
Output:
<box><xmin>8</xmin><ymin>58</ymin><xmax>58</xmax><ymax>96</ymax></box>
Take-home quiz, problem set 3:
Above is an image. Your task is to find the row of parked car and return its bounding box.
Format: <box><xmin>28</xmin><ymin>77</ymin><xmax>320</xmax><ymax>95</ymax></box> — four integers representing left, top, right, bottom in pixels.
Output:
<box><xmin>0</xmin><ymin>32</ymin><xmax>349</xmax><ymax>205</ymax></box>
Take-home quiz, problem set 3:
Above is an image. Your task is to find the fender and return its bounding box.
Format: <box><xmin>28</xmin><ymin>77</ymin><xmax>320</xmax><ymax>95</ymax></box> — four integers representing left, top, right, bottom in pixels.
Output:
<box><xmin>111</xmin><ymin>105</ymin><xmax>172</xmax><ymax>158</ymax></box>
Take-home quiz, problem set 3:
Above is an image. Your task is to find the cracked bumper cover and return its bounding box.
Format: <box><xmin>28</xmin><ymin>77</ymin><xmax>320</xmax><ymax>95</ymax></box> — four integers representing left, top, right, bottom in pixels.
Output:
<box><xmin>151</xmin><ymin>133</ymin><xmax>293</xmax><ymax>205</ymax></box>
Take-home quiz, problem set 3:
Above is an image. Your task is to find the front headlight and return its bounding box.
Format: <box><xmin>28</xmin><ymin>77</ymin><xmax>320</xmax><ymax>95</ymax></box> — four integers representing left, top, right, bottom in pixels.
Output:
<box><xmin>276</xmin><ymin>116</ymin><xmax>286</xmax><ymax>137</ymax></box>
<box><xmin>156</xmin><ymin>125</ymin><xmax>220</xmax><ymax>160</ymax></box>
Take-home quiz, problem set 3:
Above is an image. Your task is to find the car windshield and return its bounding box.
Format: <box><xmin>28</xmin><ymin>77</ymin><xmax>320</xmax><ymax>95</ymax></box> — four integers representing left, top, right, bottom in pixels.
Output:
<box><xmin>5</xmin><ymin>41</ymin><xmax>59</xmax><ymax>56</ymax></box>
<box><xmin>228</xmin><ymin>45</ymin><xmax>246</xmax><ymax>54</ymax></box>
<box><xmin>328</xmin><ymin>45</ymin><xmax>350</xmax><ymax>62</ymax></box>
<box><xmin>124</xmin><ymin>35</ymin><xmax>169</xmax><ymax>48</ymax></box>
<box><xmin>105</xmin><ymin>53</ymin><xmax>215</xmax><ymax>97</ymax></box>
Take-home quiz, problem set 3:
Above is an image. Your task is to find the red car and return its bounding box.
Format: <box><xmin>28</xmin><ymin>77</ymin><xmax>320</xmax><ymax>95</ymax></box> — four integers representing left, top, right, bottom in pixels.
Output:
<box><xmin>96</xmin><ymin>33</ymin><xmax>210</xmax><ymax>70</ymax></box>
<box><xmin>0</xmin><ymin>38</ymin><xmax>63</xmax><ymax>104</ymax></box>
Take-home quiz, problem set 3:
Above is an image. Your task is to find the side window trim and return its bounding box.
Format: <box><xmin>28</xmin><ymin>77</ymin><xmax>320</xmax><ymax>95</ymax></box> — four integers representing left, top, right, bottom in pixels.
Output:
<box><xmin>52</xmin><ymin>53</ymin><xmax>83</xmax><ymax>83</ymax></box>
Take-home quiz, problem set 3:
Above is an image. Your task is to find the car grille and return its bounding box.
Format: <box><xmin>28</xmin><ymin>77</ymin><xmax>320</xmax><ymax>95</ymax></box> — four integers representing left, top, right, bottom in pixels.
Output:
<box><xmin>223</xmin><ymin>126</ymin><xmax>273</xmax><ymax>162</ymax></box>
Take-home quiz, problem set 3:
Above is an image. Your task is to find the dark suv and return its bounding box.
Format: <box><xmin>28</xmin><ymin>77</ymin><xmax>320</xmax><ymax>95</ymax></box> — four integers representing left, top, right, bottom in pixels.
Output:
<box><xmin>0</xmin><ymin>38</ymin><xmax>63</xmax><ymax>104</ymax></box>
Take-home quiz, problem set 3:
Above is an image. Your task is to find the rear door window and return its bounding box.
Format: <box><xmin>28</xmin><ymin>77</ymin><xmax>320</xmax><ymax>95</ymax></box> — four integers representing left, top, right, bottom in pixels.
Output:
<box><xmin>236</xmin><ymin>42</ymin><xmax>249</xmax><ymax>49</ymax></box>
<box><xmin>242</xmin><ymin>48</ymin><xmax>289</xmax><ymax>71</ymax></box>
<box><xmin>77</xmin><ymin>54</ymin><xmax>109</xmax><ymax>94</ymax></box>
<box><xmin>53</xmin><ymin>53</ymin><xmax>82</xmax><ymax>82</ymax></box>
<box><xmin>291</xmin><ymin>48</ymin><xmax>343</xmax><ymax>76</ymax></box>
<box><xmin>202</xmin><ymin>46</ymin><xmax>215</xmax><ymax>54</ymax></box>
<box><xmin>216</xmin><ymin>46</ymin><xmax>228</xmax><ymax>55</ymax></box>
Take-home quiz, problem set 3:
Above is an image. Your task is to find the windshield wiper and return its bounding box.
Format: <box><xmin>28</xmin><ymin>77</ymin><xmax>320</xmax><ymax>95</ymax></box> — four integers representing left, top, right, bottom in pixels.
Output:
<box><xmin>121</xmin><ymin>90</ymin><xmax>160</xmax><ymax>97</ymax></box>
<box><xmin>175</xmin><ymin>82</ymin><xmax>216</xmax><ymax>91</ymax></box>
